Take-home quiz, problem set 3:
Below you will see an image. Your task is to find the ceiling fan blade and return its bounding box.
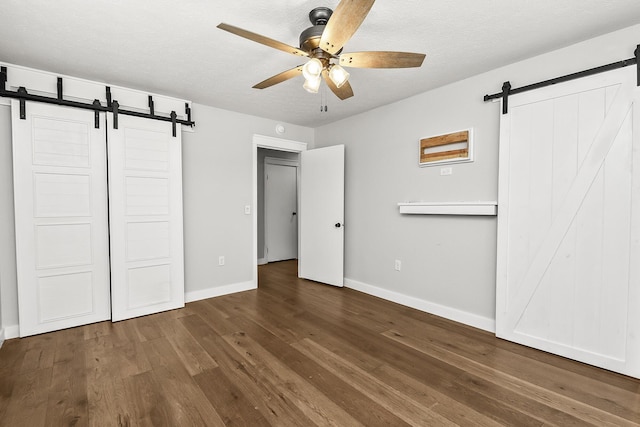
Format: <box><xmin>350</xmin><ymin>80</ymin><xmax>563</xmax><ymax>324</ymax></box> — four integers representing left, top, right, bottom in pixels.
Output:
<box><xmin>319</xmin><ymin>0</ymin><xmax>375</xmax><ymax>55</ymax></box>
<box><xmin>339</xmin><ymin>51</ymin><xmax>426</xmax><ymax>68</ymax></box>
<box><xmin>253</xmin><ymin>65</ymin><xmax>304</xmax><ymax>89</ymax></box>
<box><xmin>217</xmin><ymin>23</ymin><xmax>309</xmax><ymax>57</ymax></box>
<box><xmin>323</xmin><ymin>70</ymin><xmax>354</xmax><ymax>100</ymax></box>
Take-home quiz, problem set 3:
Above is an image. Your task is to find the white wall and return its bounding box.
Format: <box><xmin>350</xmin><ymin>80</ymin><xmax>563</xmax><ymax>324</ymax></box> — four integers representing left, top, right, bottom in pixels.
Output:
<box><xmin>315</xmin><ymin>24</ymin><xmax>640</xmax><ymax>331</ymax></box>
<box><xmin>181</xmin><ymin>104</ymin><xmax>313</xmax><ymax>301</ymax></box>
<box><xmin>0</xmin><ymin>272</ymin><xmax>3</xmax><ymax>346</ymax></box>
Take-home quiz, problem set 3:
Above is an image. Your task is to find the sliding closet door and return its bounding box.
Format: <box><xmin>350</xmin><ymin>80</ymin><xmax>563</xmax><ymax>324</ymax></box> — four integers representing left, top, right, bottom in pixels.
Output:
<box><xmin>496</xmin><ymin>67</ymin><xmax>640</xmax><ymax>378</ymax></box>
<box><xmin>107</xmin><ymin>114</ymin><xmax>185</xmax><ymax>321</ymax></box>
<box><xmin>12</xmin><ymin>102</ymin><xmax>111</xmax><ymax>337</ymax></box>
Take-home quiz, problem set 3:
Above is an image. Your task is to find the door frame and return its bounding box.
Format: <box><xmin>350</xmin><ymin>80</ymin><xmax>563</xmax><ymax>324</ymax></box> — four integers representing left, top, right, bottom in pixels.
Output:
<box><xmin>264</xmin><ymin>156</ymin><xmax>299</xmax><ymax>264</ymax></box>
<box><xmin>252</xmin><ymin>134</ymin><xmax>307</xmax><ymax>286</ymax></box>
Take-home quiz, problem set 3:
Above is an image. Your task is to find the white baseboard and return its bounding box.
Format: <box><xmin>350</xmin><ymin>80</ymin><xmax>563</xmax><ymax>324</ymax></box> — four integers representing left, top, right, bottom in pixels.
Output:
<box><xmin>185</xmin><ymin>281</ymin><xmax>256</xmax><ymax>303</ymax></box>
<box><xmin>257</xmin><ymin>258</ymin><xmax>267</xmax><ymax>266</ymax></box>
<box><xmin>2</xmin><ymin>324</ymin><xmax>20</xmax><ymax>340</ymax></box>
<box><xmin>0</xmin><ymin>328</ymin><xmax>4</xmax><ymax>348</ymax></box>
<box><xmin>344</xmin><ymin>278</ymin><xmax>496</xmax><ymax>333</ymax></box>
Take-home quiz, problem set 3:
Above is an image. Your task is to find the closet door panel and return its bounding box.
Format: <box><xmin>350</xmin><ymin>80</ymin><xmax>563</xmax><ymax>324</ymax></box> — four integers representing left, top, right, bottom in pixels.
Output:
<box><xmin>12</xmin><ymin>102</ymin><xmax>111</xmax><ymax>337</ymax></box>
<box><xmin>495</xmin><ymin>67</ymin><xmax>640</xmax><ymax>378</ymax></box>
<box><xmin>107</xmin><ymin>114</ymin><xmax>184</xmax><ymax>321</ymax></box>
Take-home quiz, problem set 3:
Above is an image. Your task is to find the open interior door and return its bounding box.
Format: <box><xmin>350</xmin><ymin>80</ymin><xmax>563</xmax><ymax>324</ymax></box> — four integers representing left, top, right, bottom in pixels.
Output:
<box><xmin>299</xmin><ymin>145</ymin><xmax>345</xmax><ymax>287</ymax></box>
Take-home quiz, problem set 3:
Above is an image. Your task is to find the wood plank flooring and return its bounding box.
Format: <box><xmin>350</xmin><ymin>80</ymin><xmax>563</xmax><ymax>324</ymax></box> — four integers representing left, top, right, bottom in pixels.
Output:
<box><xmin>1</xmin><ymin>260</ymin><xmax>639</xmax><ymax>426</ymax></box>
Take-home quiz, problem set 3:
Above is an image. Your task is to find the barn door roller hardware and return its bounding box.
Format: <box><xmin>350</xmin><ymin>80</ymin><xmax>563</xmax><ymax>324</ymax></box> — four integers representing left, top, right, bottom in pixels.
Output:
<box><xmin>0</xmin><ymin>67</ymin><xmax>195</xmax><ymax>136</ymax></box>
<box><xmin>484</xmin><ymin>44</ymin><xmax>640</xmax><ymax>114</ymax></box>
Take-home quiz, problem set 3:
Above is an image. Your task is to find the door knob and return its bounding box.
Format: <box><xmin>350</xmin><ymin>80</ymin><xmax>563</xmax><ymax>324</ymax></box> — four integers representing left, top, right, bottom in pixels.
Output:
<box><xmin>335</xmin><ymin>223</ymin><xmax>342</xmax><ymax>228</ymax></box>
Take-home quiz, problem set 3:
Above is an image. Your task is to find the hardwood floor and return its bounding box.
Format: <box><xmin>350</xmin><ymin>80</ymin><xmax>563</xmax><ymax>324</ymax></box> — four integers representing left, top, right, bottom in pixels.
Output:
<box><xmin>1</xmin><ymin>260</ymin><xmax>638</xmax><ymax>426</ymax></box>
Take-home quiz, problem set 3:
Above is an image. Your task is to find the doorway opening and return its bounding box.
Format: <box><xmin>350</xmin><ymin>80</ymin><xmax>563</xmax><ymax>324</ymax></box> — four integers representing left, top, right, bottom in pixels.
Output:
<box><xmin>252</xmin><ymin>135</ymin><xmax>345</xmax><ymax>289</ymax></box>
<box><xmin>252</xmin><ymin>134</ymin><xmax>307</xmax><ymax>288</ymax></box>
<box><xmin>259</xmin><ymin>151</ymin><xmax>300</xmax><ymax>265</ymax></box>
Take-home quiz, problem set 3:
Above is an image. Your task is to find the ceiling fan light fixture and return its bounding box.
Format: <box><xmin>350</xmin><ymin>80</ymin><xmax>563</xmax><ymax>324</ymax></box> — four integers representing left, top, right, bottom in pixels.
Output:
<box><xmin>328</xmin><ymin>64</ymin><xmax>350</xmax><ymax>88</ymax></box>
<box><xmin>218</xmin><ymin>2</ymin><xmax>426</xmax><ymax>102</ymax></box>
<box><xmin>303</xmin><ymin>75</ymin><xmax>321</xmax><ymax>93</ymax></box>
<box><xmin>302</xmin><ymin>58</ymin><xmax>323</xmax><ymax>80</ymax></box>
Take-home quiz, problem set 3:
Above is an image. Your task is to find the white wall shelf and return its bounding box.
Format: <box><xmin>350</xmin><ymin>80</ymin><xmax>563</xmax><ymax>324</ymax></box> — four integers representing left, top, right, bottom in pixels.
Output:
<box><xmin>398</xmin><ymin>201</ymin><xmax>497</xmax><ymax>216</ymax></box>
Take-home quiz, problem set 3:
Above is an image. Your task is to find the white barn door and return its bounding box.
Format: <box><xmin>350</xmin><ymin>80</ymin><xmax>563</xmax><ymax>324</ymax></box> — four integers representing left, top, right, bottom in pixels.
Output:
<box><xmin>107</xmin><ymin>114</ymin><xmax>185</xmax><ymax>321</ymax></box>
<box><xmin>12</xmin><ymin>102</ymin><xmax>111</xmax><ymax>337</ymax></box>
<box><xmin>496</xmin><ymin>67</ymin><xmax>640</xmax><ymax>378</ymax></box>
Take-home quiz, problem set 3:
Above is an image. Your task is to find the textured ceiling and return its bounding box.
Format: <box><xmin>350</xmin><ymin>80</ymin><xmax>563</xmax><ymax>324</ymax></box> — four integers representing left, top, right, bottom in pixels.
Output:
<box><xmin>1</xmin><ymin>0</ymin><xmax>639</xmax><ymax>127</ymax></box>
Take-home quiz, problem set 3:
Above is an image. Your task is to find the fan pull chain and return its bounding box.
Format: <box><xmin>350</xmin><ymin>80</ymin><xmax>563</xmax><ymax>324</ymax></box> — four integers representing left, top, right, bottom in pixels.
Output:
<box><xmin>320</xmin><ymin>84</ymin><xmax>328</xmax><ymax>112</ymax></box>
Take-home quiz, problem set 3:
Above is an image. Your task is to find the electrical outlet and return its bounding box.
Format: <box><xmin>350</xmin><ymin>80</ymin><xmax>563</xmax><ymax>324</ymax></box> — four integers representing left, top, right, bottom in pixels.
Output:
<box><xmin>218</xmin><ymin>256</ymin><xmax>225</xmax><ymax>266</ymax></box>
<box><xmin>394</xmin><ymin>259</ymin><xmax>402</xmax><ymax>271</ymax></box>
<box><xmin>440</xmin><ymin>167</ymin><xmax>453</xmax><ymax>176</ymax></box>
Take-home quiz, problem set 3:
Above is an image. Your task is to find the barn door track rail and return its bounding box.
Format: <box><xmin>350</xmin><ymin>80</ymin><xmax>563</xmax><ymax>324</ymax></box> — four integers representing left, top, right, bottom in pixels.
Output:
<box><xmin>0</xmin><ymin>66</ymin><xmax>194</xmax><ymax>137</ymax></box>
<box><xmin>484</xmin><ymin>44</ymin><xmax>640</xmax><ymax>114</ymax></box>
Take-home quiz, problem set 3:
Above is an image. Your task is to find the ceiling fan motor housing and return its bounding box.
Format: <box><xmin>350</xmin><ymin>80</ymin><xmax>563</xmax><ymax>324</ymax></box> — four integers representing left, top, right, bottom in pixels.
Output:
<box><xmin>300</xmin><ymin>7</ymin><xmax>333</xmax><ymax>52</ymax></box>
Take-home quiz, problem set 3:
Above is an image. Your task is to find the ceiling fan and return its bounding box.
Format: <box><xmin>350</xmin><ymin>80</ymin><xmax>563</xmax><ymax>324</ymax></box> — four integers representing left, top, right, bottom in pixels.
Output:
<box><xmin>217</xmin><ymin>0</ymin><xmax>426</xmax><ymax>100</ymax></box>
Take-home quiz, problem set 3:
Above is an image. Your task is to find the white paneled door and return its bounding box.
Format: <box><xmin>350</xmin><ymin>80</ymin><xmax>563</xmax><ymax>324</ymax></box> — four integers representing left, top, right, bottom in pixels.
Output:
<box><xmin>12</xmin><ymin>102</ymin><xmax>111</xmax><ymax>337</ymax></box>
<box><xmin>299</xmin><ymin>145</ymin><xmax>345</xmax><ymax>287</ymax></box>
<box><xmin>265</xmin><ymin>161</ymin><xmax>298</xmax><ymax>262</ymax></box>
<box><xmin>496</xmin><ymin>67</ymin><xmax>640</xmax><ymax>378</ymax></box>
<box><xmin>107</xmin><ymin>114</ymin><xmax>185</xmax><ymax>321</ymax></box>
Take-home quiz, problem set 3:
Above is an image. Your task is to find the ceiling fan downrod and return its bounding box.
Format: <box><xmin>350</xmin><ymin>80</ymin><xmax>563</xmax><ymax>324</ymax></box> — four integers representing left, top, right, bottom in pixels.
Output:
<box><xmin>309</xmin><ymin>7</ymin><xmax>332</xmax><ymax>25</ymax></box>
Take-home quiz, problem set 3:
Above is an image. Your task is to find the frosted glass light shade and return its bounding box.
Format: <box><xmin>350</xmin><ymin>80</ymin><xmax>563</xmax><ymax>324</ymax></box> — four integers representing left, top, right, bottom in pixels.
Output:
<box><xmin>328</xmin><ymin>64</ymin><xmax>350</xmax><ymax>88</ymax></box>
<box><xmin>302</xmin><ymin>58</ymin><xmax>323</xmax><ymax>80</ymax></box>
<box><xmin>303</xmin><ymin>76</ymin><xmax>321</xmax><ymax>93</ymax></box>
